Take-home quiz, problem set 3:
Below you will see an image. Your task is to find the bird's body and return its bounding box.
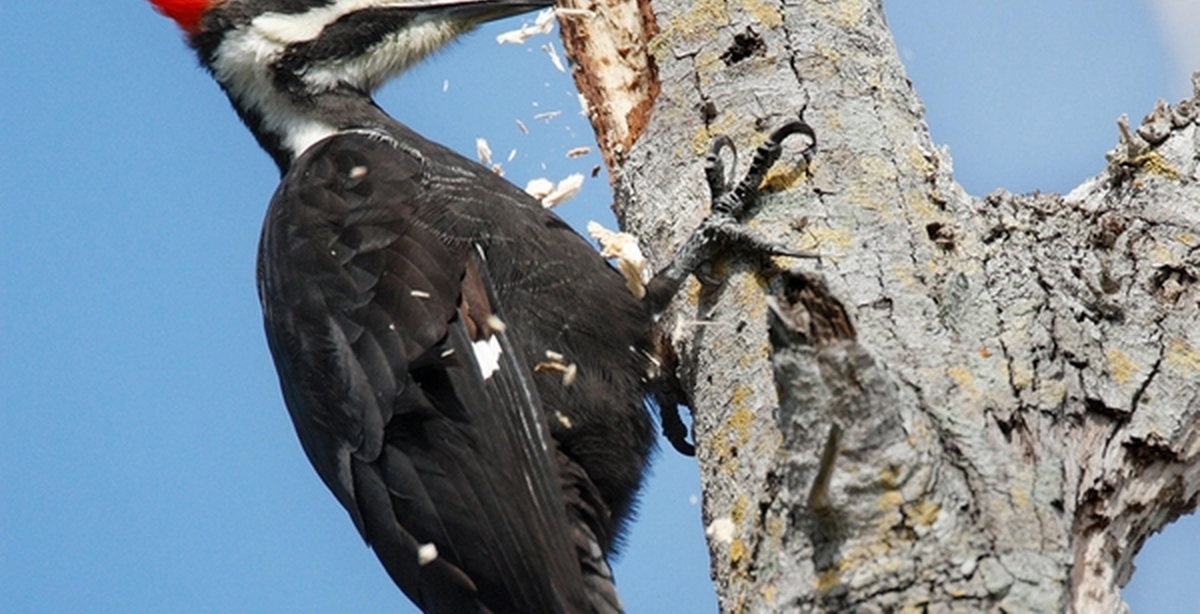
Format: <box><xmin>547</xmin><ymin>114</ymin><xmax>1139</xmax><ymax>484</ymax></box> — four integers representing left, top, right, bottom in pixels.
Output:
<box><xmin>260</xmin><ymin>119</ymin><xmax>653</xmax><ymax>614</ymax></box>
<box><xmin>149</xmin><ymin>1</ymin><xmax>655</xmax><ymax>611</ymax></box>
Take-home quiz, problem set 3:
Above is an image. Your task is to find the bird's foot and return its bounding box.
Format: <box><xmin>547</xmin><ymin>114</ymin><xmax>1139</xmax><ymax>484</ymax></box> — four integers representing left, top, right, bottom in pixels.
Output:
<box><xmin>645</xmin><ymin>116</ymin><xmax>817</xmax><ymax>312</ymax></box>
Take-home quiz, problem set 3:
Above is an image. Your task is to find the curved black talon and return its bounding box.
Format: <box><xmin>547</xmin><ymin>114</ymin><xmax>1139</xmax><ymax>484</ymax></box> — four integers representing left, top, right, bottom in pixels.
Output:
<box><xmin>705</xmin><ymin>134</ymin><xmax>738</xmax><ymax>199</ymax></box>
<box><xmin>714</xmin><ymin>118</ymin><xmax>817</xmax><ymax>218</ymax></box>
<box><xmin>660</xmin><ymin>402</ymin><xmax>696</xmax><ymax>456</ymax></box>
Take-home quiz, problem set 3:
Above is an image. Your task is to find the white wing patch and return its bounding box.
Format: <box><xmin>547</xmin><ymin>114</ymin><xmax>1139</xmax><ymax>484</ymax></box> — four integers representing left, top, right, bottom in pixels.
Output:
<box><xmin>472</xmin><ymin>336</ymin><xmax>503</xmax><ymax>380</ymax></box>
<box><xmin>417</xmin><ymin>542</ymin><xmax>439</xmax><ymax>566</ymax></box>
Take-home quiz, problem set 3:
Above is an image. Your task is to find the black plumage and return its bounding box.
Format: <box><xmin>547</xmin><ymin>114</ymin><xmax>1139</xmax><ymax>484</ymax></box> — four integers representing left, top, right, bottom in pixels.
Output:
<box><xmin>257</xmin><ymin>130</ymin><xmax>653</xmax><ymax>612</ymax></box>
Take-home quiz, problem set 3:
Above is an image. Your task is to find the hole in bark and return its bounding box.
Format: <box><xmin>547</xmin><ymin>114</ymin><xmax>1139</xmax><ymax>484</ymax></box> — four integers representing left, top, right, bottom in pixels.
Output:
<box><xmin>925</xmin><ymin>222</ymin><xmax>955</xmax><ymax>250</ymax></box>
<box><xmin>996</xmin><ymin>415</ymin><xmax>1014</xmax><ymax>442</ymax></box>
<box><xmin>982</xmin><ymin>224</ymin><xmax>1009</xmax><ymax>244</ymax></box>
<box><xmin>1125</xmin><ymin>434</ymin><xmax>1179</xmax><ymax>466</ymax></box>
<box><xmin>1150</xmin><ymin>265</ymin><xmax>1195</xmax><ymax>302</ymax></box>
<box><xmin>1099</xmin><ymin>263</ymin><xmax>1120</xmax><ymax>294</ymax></box>
<box><xmin>1089</xmin><ymin>215</ymin><xmax>1128</xmax><ymax>249</ymax></box>
<box><xmin>774</xmin><ymin>271</ymin><xmax>858</xmax><ymax>344</ymax></box>
<box><xmin>1084</xmin><ymin>397</ymin><xmax>1130</xmax><ymax>422</ymax></box>
<box><xmin>720</xmin><ymin>27</ymin><xmax>766</xmax><ymax>65</ymax></box>
<box><xmin>869</xmin><ymin>296</ymin><xmax>893</xmax><ymax>311</ymax></box>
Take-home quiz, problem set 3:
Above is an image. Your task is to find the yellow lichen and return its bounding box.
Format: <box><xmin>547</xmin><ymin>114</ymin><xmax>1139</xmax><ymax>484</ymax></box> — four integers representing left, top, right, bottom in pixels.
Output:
<box><xmin>1009</xmin><ymin>361</ymin><xmax>1034</xmax><ymax>391</ymax></box>
<box><xmin>1106</xmin><ymin>349</ymin><xmax>1139</xmax><ymax>387</ymax></box>
<box><xmin>760</xmin><ymin>159</ymin><xmax>809</xmax><ymax>192</ymax></box>
<box><xmin>905</xmin><ymin>145</ymin><xmax>936</xmax><ymax>176</ymax></box>
<box><xmin>646</xmin><ymin>30</ymin><xmax>673</xmax><ymax>63</ymax></box>
<box><xmin>1129</xmin><ymin>151</ymin><xmax>1182</xmax><ymax>180</ymax></box>
<box><xmin>1010</xmin><ymin>484</ymin><xmax>1029</xmax><ymax>508</ymax></box>
<box><xmin>816</xmin><ymin>568</ymin><xmax>841</xmax><ymax>592</ymax></box>
<box><xmin>1167</xmin><ymin>338</ymin><xmax>1200</xmax><ymax>373</ymax></box>
<box><xmin>729</xmin><ymin>538</ymin><xmax>749</xmax><ymax>566</ymax></box>
<box><xmin>649</xmin><ymin>0</ymin><xmax>732</xmax><ymax>63</ymax></box>
<box><xmin>878</xmin><ymin>489</ymin><xmax>903</xmax><ymax>512</ymax></box>
<box><xmin>742</xmin><ymin>0</ymin><xmax>782</xmax><ymax>28</ymax></box>
<box><xmin>904</xmin><ymin>499</ymin><xmax>940</xmax><ymax>527</ymax></box>
<box><xmin>815</xmin><ymin>0</ymin><xmax>864</xmax><ymax>28</ymax></box>
<box><xmin>891</xmin><ymin>261</ymin><xmax>919</xmax><ymax>289</ymax></box>
<box><xmin>761</xmin><ymin>583</ymin><xmax>778</xmax><ymax>603</ymax></box>
<box><xmin>1149</xmin><ymin>243</ymin><xmax>1183</xmax><ymax>267</ymax></box>
<box><xmin>1039</xmin><ymin>378</ymin><xmax>1068</xmax><ymax>408</ymax></box>
<box><xmin>849</xmin><ymin>181</ymin><xmax>889</xmax><ymax>211</ymax></box>
<box><xmin>737</xmin><ymin>341</ymin><xmax>770</xmax><ymax>369</ymax></box>
<box><xmin>694</xmin><ymin>50</ymin><xmax>723</xmax><ymax>86</ymax></box>
<box><xmin>947</xmin><ymin>365</ymin><xmax>979</xmax><ymax>399</ymax></box>
<box><xmin>879</xmin><ymin>465</ymin><xmax>902</xmax><ymax>489</ymax></box>
<box><xmin>685</xmin><ymin>276</ymin><xmax>703</xmax><ymax>306</ymax></box>
<box><xmin>908</xmin><ymin>188</ymin><xmax>942</xmax><ymax>221</ymax></box>
<box><xmin>802</xmin><ymin>227</ymin><xmax>852</xmax><ymax>253</ymax></box>
<box><xmin>729</xmin><ymin>408</ymin><xmax>754</xmax><ymax>446</ymax></box>
<box><xmin>732</xmin><ymin>275</ymin><xmax>770</xmax><ymax>324</ymax></box>
<box><xmin>710</xmin><ymin>422</ymin><xmax>739</xmax><ymax>476</ymax></box>
<box><xmin>731</xmin><ymin>495</ymin><xmax>751</xmax><ymax>525</ymax></box>
<box><xmin>859</xmin><ymin>154</ymin><xmax>898</xmax><ymax>182</ymax></box>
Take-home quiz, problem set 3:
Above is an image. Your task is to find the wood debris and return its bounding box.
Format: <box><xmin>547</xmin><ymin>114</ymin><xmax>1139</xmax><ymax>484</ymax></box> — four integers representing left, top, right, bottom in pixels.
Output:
<box><xmin>587</xmin><ymin>221</ymin><xmax>649</xmax><ymax>298</ymax></box>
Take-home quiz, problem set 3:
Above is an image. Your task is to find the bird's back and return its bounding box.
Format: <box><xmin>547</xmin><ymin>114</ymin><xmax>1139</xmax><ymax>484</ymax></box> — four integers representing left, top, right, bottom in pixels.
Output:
<box><xmin>257</xmin><ymin>128</ymin><xmax>652</xmax><ymax>613</ymax></box>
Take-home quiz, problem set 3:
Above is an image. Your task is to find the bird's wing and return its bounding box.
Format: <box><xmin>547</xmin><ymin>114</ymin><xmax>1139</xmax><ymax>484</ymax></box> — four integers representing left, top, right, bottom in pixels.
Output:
<box><xmin>257</xmin><ymin>132</ymin><xmax>594</xmax><ymax>613</ymax></box>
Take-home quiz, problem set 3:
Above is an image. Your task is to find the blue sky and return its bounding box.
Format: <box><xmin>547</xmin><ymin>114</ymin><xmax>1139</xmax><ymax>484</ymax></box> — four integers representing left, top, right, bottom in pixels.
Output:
<box><xmin>1</xmin><ymin>2</ymin><xmax>1196</xmax><ymax>612</ymax></box>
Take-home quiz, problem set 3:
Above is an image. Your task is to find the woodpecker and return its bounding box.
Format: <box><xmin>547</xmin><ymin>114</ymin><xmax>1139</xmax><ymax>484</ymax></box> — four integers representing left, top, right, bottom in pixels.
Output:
<box><xmin>148</xmin><ymin>0</ymin><xmax>814</xmax><ymax>611</ymax></box>
<box><xmin>149</xmin><ymin>1</ymin><xmax>652</xmax><ymax>611</ymax></box>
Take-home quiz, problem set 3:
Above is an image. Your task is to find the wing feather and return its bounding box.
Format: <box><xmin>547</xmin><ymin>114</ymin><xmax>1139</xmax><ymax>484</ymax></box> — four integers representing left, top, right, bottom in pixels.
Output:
<box><xmin>258</xmin><ymin>133</ymin><xmax>596</xmax><ymax>613</ymax></box>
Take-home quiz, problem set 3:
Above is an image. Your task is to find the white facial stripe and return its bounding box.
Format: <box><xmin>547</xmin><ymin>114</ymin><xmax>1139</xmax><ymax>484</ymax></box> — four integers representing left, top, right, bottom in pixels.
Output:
<box><xmin>252</xmin><ymin>1</ymin><xmax>373</xmax><ymax>44</ymax></box>
<box><xmin>251</xmin><ymin>0</ymin><xmax>486</xmax><ymax>44</ymax></box>
<box><xmin>472</xmin><ymin>336</ymin><xmax>503</xmax><ymax>380</ymax></box>
<box><xmin>211</xmin><ymin>26</ymin><xmax>338</xmax><ymax>158</ymax></box>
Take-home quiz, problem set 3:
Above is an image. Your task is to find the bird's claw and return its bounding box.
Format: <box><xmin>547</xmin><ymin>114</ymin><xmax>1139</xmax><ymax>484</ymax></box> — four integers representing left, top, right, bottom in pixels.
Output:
<box><xmin>710</xmin><ymin>118</ymin><xmax>816</xmax><ymax>219</ymax></box>
<box><xmin>644</xmin><ymin>114</ymin><xmax>818</xmax><ymax>313</ymax></box>
<box><xmin>692</xmin><ymin>117</ymin><xmax>819</xmax><ymax>288</ymax></box>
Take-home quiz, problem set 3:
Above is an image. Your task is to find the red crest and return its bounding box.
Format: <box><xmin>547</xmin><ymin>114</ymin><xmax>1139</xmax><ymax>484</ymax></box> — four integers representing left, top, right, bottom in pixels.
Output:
<box><xmin>148</xmin><ymin>0</ymin><xmax>215</xmax><ymax>34</ymax></box>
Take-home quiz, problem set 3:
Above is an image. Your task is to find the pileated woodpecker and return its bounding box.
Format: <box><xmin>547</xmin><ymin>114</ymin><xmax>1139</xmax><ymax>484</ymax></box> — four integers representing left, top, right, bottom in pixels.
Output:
<box><xmin>148</xmin><ymin>0</ymin><xmax>813</xmax><ymax>612</ymax></box>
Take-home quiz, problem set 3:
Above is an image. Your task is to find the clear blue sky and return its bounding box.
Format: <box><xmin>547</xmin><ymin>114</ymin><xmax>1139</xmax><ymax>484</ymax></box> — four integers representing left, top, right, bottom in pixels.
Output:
<box><xmin>1</xmin><ymin>2</ymin><xmax>1195</xmax><ymax>612</ymax></box>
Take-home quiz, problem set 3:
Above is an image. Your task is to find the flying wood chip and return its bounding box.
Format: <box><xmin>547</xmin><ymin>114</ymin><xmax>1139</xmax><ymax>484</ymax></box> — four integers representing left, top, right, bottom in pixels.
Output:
<box><xmin>586</xmin><ymin>222</ymin><xmax>649</xmax><ymax>299</ymax></box>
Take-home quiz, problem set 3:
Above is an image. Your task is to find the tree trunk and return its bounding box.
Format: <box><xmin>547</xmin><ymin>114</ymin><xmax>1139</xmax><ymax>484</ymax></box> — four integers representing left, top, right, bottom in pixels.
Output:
<box><xmin>559</xmin><ymin>0</ymin><xmax>1200</xmax><ymax>611</ymax></box>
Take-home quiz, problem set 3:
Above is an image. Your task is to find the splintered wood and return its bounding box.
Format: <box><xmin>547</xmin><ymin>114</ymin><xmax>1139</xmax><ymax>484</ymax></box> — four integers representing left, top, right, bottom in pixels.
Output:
<box><xmin>555</xmin><ymin>0</ymin><xmax>660</xmax><ymax>169</ymax></box>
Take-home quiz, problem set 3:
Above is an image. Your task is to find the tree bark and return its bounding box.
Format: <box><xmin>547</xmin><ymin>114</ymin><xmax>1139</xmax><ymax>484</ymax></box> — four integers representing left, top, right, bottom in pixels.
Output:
<box><xmin>559</xmin><ymin>0</ymin><xmax>1200</xmax><ymax>611</ymax></box>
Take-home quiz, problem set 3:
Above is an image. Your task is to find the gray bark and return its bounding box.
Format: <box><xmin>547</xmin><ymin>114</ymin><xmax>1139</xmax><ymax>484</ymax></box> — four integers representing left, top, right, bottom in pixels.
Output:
<box><xmin>560</xmin><ymin>0</ymin><xmax>1200</xmax><ymax>611</ymax></box>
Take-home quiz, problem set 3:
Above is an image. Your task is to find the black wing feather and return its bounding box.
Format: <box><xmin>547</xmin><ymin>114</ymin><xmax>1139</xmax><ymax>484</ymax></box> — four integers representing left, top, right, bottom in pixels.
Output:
<box><xmin>258</xmin><ymin>133</ymin><xmax>603</xmax><ymax>613</ymax></box>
